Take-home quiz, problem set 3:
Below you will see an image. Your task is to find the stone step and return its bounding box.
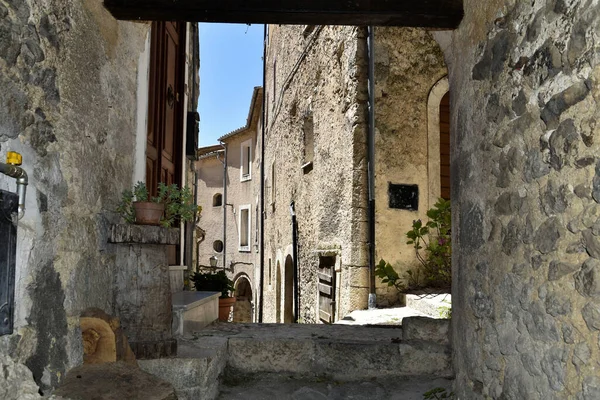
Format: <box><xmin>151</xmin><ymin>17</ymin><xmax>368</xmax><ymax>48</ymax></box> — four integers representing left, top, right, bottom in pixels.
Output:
<box><xmin>405</xmin><ymin>294</ymin><xmax>451</xmax><ymax>318</ymax></box>
<box><xmin>138</xmin><ymin>338</ymin><xmax>228</xmax><ymax>400</ymax></box>
<box><xmin>218</xmin><ymin>373</ymin><xmax>454</xmax><ymax>400</ymax></box>
<box><xmin>197</xmin><ymin>322</ymin><xmax>452</xmax><ymax>380</ymax></box>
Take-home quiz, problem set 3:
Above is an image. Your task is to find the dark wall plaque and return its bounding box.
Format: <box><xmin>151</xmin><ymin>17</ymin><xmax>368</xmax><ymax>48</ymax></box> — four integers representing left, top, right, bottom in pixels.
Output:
<box><xmin>388</xmin><ymin>183</ymin><xmax>419</xmax><ymax>211</ymax></box>
<box><xmin>0</xmin><ymin>190</ymin><xmax>17</xmax><ymax>336</ymax></box>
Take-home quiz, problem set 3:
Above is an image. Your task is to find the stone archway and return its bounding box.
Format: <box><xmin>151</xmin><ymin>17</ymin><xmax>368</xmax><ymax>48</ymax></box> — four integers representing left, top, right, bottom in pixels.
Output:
<box><xmin>233</xmin><ymin>275</ymin><xmax>253</xmax><ymax>323</ymax></box>
<box><xmin>283</xmin><ymin>255</ymin><xmax>294</xmax><ymax>323</ymax></box>
<box><xmin>427</xmin><ymin>76</ymin><xmax>450</xmax><ymax>209</ymax></box>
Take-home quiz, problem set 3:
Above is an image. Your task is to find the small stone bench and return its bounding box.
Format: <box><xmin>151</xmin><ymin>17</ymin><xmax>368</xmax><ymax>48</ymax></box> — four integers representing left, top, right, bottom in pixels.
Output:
<box><xmin>172</xmin><ymin>291</ymin><xmax>220</xmax><ymax>337</ymax></box>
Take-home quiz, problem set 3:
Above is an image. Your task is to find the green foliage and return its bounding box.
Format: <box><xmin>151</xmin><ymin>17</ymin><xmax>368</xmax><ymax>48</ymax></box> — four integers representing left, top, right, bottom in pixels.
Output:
<box><xmin>376</xmin><ymin>198</ymin><xmax>452</xmax><ymax>293</ymax></box>
<box><xmin>438</xmin><ymin>299</ymin><xmax>452</xmax><ymax>319</ymax></box>
<box><xmin>406</xmin><ymin>198</ymin><xmax>452</xmax><ymax>289</ymax></box>
<box><xmin>155</xmin><ymin>182</ymin><xmax>200</xmax><ymax>228</ymax></box>
<box><xmin>190</xmin><ymin>270</ymin><xmax>235</xmax><ymax>298</ymax></box>
<box><xmin>423</xmin><ymin>387</ymin><xmax>454</xmax><ymax>400</ymax></box>
<box><xmin>117</xmin><ymin>181</ymin><xmax>201</xmax><ymax>227</ymax></box>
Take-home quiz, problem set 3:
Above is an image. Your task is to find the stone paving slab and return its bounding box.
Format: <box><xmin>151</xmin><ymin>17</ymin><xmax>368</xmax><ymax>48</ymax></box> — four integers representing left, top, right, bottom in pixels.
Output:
<box><xmin>335</xmin><ymin>306</ymin><xmax>429</xmax><ymax>326</ymax></box>
<box><xmin>218</xmin><ymin>373</ymin><xmax>454</xmax><ymax>400</ymax></box>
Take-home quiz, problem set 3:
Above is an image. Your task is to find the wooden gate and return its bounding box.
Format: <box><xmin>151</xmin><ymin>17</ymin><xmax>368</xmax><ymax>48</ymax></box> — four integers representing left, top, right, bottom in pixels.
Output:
<box><xmin>318</xmin><ymin>256</ymin><xmax>336</xmax><ymax>323</ymax></box>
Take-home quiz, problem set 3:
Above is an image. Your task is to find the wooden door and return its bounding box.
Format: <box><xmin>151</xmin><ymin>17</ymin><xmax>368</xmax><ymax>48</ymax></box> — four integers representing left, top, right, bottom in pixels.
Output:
<box><xmin>318</xmin><ymin>256</ymin><xmax>336</xmax><ymax>324</ymax></box>
<box><xmin>439</xmin><ymin>92</ymin><xmax>450</xmax><ymax>200</ymax></box>
<box><xmin>147</xmin><ymin>22</ymin><xmax>185</xmax><ymax>195</ymax></box>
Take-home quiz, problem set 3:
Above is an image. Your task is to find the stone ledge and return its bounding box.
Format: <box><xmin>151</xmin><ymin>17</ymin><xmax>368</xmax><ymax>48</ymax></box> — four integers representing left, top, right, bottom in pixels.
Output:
<box><xmin>109</xmin><ymin>224</ymin><xmax>180</xmax><ymax>245</ymax></box>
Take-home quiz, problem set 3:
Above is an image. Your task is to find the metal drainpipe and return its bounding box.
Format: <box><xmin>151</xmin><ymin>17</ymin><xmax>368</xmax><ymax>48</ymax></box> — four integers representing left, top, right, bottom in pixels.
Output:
<box><xmin>220</xmin><ymin>141</ymin><xmax>227</xmax><ymax>269</ymax></box>
<box><xmin>367</xmin><ymin>26</ymin><xmax>377</xmax><ymax>309</ymax></box>
<box><xmin>0</xmin><ymin>159</ymin><xmax>28</xmax><ymax>221</ymax></box>
<box><xmin>290</xmin><ymin>201</ymin><xmax>299</xmax><ymax>323</ymax></box>
<box><xmin>258</xmin><ymin>24</ymin><xmax>267</xmax><ymax>323</ymax></box>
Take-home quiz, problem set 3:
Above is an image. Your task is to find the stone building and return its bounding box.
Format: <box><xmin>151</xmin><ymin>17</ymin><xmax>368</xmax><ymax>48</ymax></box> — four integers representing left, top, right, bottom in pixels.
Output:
<box><xmin>3</xmin><ymin>1</ymin><xmax>600</xmax><ymax>399</ymax></box>
<box><xmin>195</xmin><ymin>87</ymin><xmax>263</xmax><ymax>322</ymax></box>
<box><xmin>262</xmin><ymin>25</ymin><xmax>450</xmax><ymax>323</ymax></box>
<box><xmin>0</xmin><ymin>1</ymin><xmax>199</xmax><ymax>393</ymax></box>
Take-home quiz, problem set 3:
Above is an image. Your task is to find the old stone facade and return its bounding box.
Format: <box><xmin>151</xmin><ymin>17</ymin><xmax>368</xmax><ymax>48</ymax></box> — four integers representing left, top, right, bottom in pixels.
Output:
<box><xmin>262</xmin><ymin>25</ymin><xmax>449</xmax><ymax>321</ymax></box>
<box><xmin>195</xmin><ymin>87</ymin><xmax>262</xmax><ymax>322</ymax></box>
<box><xmin>449</xmin><ymin>0</ymin><xmax>600</xmax><ymax>398</ymax></box>
<box><xmin>0</xmin><ymin>0</ymin><xmax>198</xmax><ymax>393</ymax></box>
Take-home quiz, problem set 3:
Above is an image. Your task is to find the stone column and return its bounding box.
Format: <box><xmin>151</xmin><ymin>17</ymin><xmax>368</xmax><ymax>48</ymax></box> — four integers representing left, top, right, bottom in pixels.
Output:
<box><xmin>109</xmin><ymin>224</ymin><xmax>180</xmax><ymax>359</ymax></box>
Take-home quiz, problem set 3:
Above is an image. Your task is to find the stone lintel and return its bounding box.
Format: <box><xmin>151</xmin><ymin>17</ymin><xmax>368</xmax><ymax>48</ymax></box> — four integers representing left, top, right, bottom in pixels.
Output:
<box><xmin>109</xmin><ymin>224</ymin><xmax>180</xmax><ymax>245</ymax></box>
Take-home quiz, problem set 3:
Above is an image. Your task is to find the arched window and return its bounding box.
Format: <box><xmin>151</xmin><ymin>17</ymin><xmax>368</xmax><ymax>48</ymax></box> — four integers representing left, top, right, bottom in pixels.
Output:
<box><xmin>213</xmin><ymin>193</ymin><xmax>223</xmax><ymax>207</ymax></box>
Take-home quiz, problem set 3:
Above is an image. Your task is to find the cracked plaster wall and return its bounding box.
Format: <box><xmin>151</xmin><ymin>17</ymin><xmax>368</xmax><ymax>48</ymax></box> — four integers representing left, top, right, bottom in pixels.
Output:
<box><xmin>449</xmin><ymin>0</ymin><xmax>600</xmax><ymax>398</ymax></box>
<box><xmin>0</xmin><ymin>0</ymin><xmax>149</xmax><ymax>393</ymax></box>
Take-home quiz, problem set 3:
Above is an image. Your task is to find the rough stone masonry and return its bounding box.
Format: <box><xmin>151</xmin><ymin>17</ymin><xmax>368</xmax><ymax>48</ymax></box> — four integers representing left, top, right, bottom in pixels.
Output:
<box><xmin>449</xmin><ymin>0</ymin><xmax>600</xmax><ymax>398</ymax></box>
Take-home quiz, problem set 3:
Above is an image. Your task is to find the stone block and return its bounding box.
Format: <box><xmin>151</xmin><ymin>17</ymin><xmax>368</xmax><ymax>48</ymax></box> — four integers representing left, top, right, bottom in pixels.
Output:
<box><xmin>139</xmin><ymin>343</ymin><xmax>226</xmax><ymax>400</ymax></box>
<box><xmin>227</xmin><ymin>337</ymin><xmax>316</xmax><ymax>374</ymax></box>
<box><xmin>172</xmin><ymin>291</ymin><xmax>220</xmax><ymax>337</ymax></box>
<box><xmin>402</xmin><ymin>316</ymin><xmax>450</xmax><ymax>345</ymax></box>
<box><xmin>53</xmin><ymin>362</ymin><xmax>176</xmax><ymax>400</ymax></box>
<box><xmin>109</xmin><ymin>224</ymin><xmax>180</xmax><ymax>245</ymax></box>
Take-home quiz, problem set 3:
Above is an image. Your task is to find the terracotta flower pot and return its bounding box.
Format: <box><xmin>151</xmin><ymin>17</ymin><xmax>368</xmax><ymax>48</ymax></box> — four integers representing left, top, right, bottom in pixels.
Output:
<box><xmin>133</xmin><ymin>202</ymin><xmax>164</xmax><ymax>225</ymax></box>
<box><xmin>218</xmin><ymin>297</ymin><xmax>236</xmax><ymax>322</ymax></box>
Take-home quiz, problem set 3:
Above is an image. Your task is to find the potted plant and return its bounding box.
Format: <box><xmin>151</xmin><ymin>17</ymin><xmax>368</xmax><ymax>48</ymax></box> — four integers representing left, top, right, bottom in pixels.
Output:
<box><xmin>117</xmin><ymin>181</ymin><xmax>200</xmax><ymax>227</ymax></box>
<box><xmin>190</xmin><ymin>270</ymin><xmax>236</xmax><ymax>322</ymax></box>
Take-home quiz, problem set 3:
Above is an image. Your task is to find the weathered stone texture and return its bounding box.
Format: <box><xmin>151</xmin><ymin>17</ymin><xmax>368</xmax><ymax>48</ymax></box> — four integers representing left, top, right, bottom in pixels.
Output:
<box><xmin>373</xmin><ymin>27</ymin><xmax>448</xmax><ymax>305</ymax></box>
<box><xmin>450</xmin><ymin>0</ymin><xmax>600</xmax><ymax>398</ymax></box>
<box><xmin>262</xmin><ymin>25</ymin><xmax>368</xmax><ymax>322</ymax></box>
<box><xmin>0</xmin><ymin>0</ymin><xmax>150</xmax><ymax>392</ymax></box>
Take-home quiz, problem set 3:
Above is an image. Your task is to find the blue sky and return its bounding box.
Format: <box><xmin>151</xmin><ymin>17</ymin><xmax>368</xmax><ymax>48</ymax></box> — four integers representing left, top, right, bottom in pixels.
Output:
<box><xmin>198</xmin><ymin>23</ymin><xmax>264</xmax><ymax>147</ymax></box>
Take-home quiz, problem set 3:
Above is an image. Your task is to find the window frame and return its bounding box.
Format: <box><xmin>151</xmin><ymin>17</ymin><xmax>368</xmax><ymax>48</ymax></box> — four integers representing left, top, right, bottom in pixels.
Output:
<box><xmin>240</xmin><ymin>139</ymin><xmax>253</xmax><ymax>182</ymax></box>
<box><xmin>239</xmin><ymin>204</ymin><xmax>251</xmax><ymax>252</ymax></box>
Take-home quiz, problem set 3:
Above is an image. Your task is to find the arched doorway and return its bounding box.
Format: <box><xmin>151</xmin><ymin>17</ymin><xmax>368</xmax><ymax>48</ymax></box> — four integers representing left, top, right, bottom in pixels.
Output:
<box><xmin>233</xmin><ymin>276</ymin><xmax>253</xmax><ymax>323</ymax></box>
<box><xmin>275</xmin><ymin>261</ymin><xmax>281</xmax><ymax>322</ymax></box>
<box><xmin>427</xmin><ymin>77</ymin><xmax>450</xmax><ymax>208</ymax></box>
<box><xmin>284</xmin><ymin>255</ymin><xmax>294</xmax><ymax>323</ymax></box>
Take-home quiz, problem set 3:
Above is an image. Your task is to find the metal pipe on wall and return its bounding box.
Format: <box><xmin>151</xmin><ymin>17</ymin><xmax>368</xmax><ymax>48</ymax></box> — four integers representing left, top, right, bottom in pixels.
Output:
<box><xmin>366</xmin><ymin>26</ymin><xmax>377</xmax><ymax>309</ymax></box>
<box><xmin>290</xmin><ymin>201</ymin><xmax>299</xmax><ymax>323</ymax></box>
<box><xmin>220</xmin><ymin>141</ymin><xmax>228</xmax><ymax>269</ymax></box>
<box><xmin>258</xmin><ymin>23</ymin><xmax>267</xmax><ymax>323</ymax></box>
<box><xmin>0</xmin><ymin>161</ymin><xmax>27</xmax><ymax>220</ymax></box>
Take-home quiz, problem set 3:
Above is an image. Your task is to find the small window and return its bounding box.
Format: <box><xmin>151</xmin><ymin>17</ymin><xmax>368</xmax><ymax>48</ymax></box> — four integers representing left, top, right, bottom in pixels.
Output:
<box><xmin>213</xmin><ymin>240</ymin><xmax>223</xmax><ymax>253</ymax></box>
<box><xmin>239</xmin><ymin>205</ymin><xmax>251</xmax><ymax>251</ymax></box>
<box><xmin>389</xmin><ymin>183</ymin><xmax>419</xmax><ymax>211</ymax></box>
<box><xmin>271</xmin><ymin>161</ymin><xmax>276</xmax><ymax>206</ymax></box>
<box><xmin>213</xmin><ymin>193</ymin><xmax>223</xmax><ymax>207</ymax></box>
<box><xmin>240</xmin><ymin>139</ymin><xmax>252</xmax><ymax>182</ymax></box>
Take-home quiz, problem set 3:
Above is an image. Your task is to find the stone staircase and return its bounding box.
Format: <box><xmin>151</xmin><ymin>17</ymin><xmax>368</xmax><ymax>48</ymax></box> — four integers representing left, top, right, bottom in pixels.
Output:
<box><xmin>139</xmin><ymin>318</ymin><xmax>453</xmax><ymax>400</ymax></box>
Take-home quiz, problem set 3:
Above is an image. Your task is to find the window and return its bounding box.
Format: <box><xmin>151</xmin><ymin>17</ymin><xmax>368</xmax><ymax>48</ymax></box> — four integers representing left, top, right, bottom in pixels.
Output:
<box><xmin>213</xmin><ymin>193</ymin><xmax>223</xmax><ymax>207</ymax></box>
<box><xmin>302</xmin><ymin>113</ymin><xmax>314</xmax><ymax>174</ymax></box>
<box><xmin>240</xmin><ymin>139</ymin><xmax>252</xmax><ymax>181</ymax></box>
<box><xmin>239</xmin><ymin>205</ymin><xmax>251</xmax><ymax>251</ymax></box>
<box><xmin>271</xmin><ymin>161</ymin><xmax>276</xmax><ymax>206</ymax></box>
<box><xmin>213</xmin><ymin>240</ymin><xmax>223</xmax><ymax>253</ymax></box>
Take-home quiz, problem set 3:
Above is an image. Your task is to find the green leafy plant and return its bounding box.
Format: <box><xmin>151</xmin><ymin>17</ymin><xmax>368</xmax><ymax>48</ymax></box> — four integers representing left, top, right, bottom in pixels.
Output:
<box><xmin>423</xmin><ymin>387</ymin><xmax>454</xmax><ymax>400</ymax></box>
<box><xmin>117</xmin><ymin>181</ymin><xmax>155</xmax><ymax>224</ymax></box>
<box><xmin>156</xmin><ymin>182</ymin><xmax>200</xmax><ymax>228</ymax></box>
<box><xmin>117</xmin><ymin>181</ymin><xmax>201</xmax><ymax>227</ymax></box>
<box><xmin>376</xmin><ymin>198</ymin><xmax>451</xmax><ymax>293</ymax></box>
<box><xmin>190</xmin><ymin>270</ymin><xmax>235</xmax><ymax>298</ymax></box>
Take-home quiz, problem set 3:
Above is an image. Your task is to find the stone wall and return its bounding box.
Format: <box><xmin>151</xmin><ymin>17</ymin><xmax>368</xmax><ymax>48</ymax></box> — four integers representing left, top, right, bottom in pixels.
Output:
<box><xmin>0</xmin><ymin>0</ymin><xmax>152</xmax><ymax>392</ymax></box>
<box><xmin>373</xmin><ymin>27</ymin><xmax>448</xmax><ymax>305</ymax></box>
<box><xmin>263</xmin><ymin>25</ymin><xmax>369</xmax><ymax>323</ymax></box>
<box><xmin>450</xmin><ymin>0</ymin><xmax>600</xmax><ymax>398</ymax></box>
